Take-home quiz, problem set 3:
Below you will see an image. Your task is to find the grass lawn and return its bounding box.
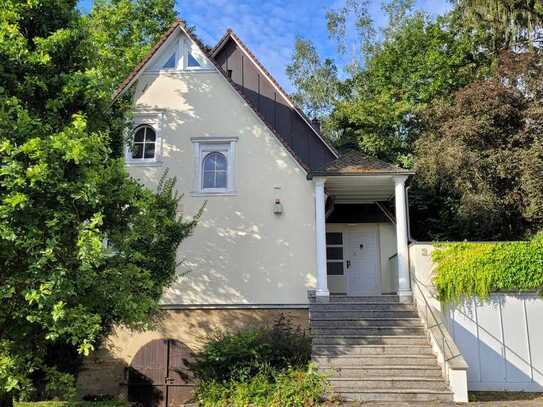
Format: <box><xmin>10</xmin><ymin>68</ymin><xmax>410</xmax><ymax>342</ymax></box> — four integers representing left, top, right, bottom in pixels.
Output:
<box><xmin>15</xmin><ymin>402</ymin><xmax>128</xmax><ymax>407</ymax></box>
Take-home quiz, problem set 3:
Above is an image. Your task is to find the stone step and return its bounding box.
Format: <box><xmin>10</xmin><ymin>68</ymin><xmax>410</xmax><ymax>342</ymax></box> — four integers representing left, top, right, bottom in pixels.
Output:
<box><xmin>312</xmin><ymin>335</ymin><xmax>428</xmax><ymax>346</ymax></box>
<box><xmin>310</xmin><ymin>318</ymin><xmax>422</xmax><ymax>328</ymax></box>
<box><xmin>326</xmin><ymin>295</ymin><xmax>402</xmax><ymax>303</ymax></box>
<box><xmin>310</xmin><ymin>310</ymin><xmax>418</xmax><ymax>319</ymax></box>
<box><xmin>314</xmin><ymin>355</ymin><xmax>438</xmax><ymax>368</ymax></box>
<box><xmin>312</xmin><ymin>344</ymin><xmax>434</xmax><ymax>356</ymax></box>
<box><xmin>355</xmin><ymin>403</ymin><xmax>456</xmax><ymax>407</ymax></box>
<box><xmin>329</xmin><ymin>377</ymin><xmax>450</xmax><ymax>391</ymax></box>
<box><xmin>310</xmin><ymin>303</ymin><xmax>415</xmax><ymax>311</ymax></box>
<box><xmin>309</xmin><ymin>295</ymin><xmax>452</xmax><ymax>403</ymax></box>
<box><xmin>312</xmin><ymin>327</ymin><xmax>426</xmax><ymax>336</ymax></box>
<box><xmin>335</xmin><ymin>389</ymin><xmax>453</xmax><ymax>403</ymax></box>
<box><xmin>321</xmin><ymin>365</ymin><xmax>444</xmax><ymax>378</ymax></box>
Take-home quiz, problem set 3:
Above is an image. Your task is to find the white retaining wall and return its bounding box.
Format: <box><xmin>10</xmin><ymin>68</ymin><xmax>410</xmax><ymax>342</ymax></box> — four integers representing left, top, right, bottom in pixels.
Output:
<box><xmin>410</xmin><ymin>243</ymin><xmax>543</xmax><ymax>392</ymax></box>
<box><xmin>445</xmin><ymin>293</ymin><xmax>543</xmax><ymax>391</ymax></box>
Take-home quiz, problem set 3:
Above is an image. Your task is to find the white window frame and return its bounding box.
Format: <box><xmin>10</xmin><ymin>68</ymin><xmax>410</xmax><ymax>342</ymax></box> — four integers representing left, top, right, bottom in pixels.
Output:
<box><xmin>146</xmin><ymin>35</ymin><xmax>212</xmax><ymax>73</ymax></box>
<box><xmin>125</xmin><ymin>111</ymin><xmax>164</xmax><ymax>166</ymax></box>
<box><xmin>183</xmin><ymin>39</ymin><xmax>205</xmax><ymax>71</ymax></box>
<box><xmin>192</xmin><ymin>137</ymin><xmax>237</xmax><ymax>195</ymax></box>
<box><xmin>326</xmin><ymin>232</ymin><xmax>345</xmax><ymax>276</ymax></box>
<box><xmin>160</xmin><ymin>50</ymin><xmax>178</xmax><ymax>71</ymax></box>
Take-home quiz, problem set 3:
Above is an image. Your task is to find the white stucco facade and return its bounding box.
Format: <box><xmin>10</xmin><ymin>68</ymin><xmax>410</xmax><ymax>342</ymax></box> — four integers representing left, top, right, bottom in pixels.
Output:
<box><xmin>127</xmin><ymin>68</ymin><xmax>317</xmax><ymax>305</ymax></box>
<box><xmin>121</xmin><ymin>28</ymin><xmax>410</xmax><ymax>306</ymax></box>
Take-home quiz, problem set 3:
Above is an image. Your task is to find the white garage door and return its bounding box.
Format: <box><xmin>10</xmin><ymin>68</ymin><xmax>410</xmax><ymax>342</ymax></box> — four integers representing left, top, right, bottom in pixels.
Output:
<box><xmin>445</xmin><ymin>293</ymin><xmax>543</xmax><ymax>391</ymax></box>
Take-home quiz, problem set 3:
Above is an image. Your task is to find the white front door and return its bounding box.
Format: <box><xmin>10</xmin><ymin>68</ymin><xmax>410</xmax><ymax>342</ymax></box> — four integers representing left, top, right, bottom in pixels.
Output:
<box><xmin>345</xmin><ymin>224</ymin><xmax>381</xmax><ymax>296</ymax></box>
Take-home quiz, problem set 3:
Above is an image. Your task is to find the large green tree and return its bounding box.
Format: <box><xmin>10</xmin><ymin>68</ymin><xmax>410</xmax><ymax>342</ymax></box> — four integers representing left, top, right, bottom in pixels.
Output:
<box><xmin>288</xmin><ymin>0</ymin><xmax>542</xmax><ymax>241</ymax></box>
<box><xmin>0</xmin><ymin>0</ymin><xmax>198</xmax><ymax>403</ymax></box>
<box><xmin>455</xmin><ymin>0</ymin><xmax>543</xmax><ymax>50</ymax></box>
<box><xmin>286</xmin><ymin>37</ymin><xmax>339</xmax><ymax>120</ymax></box>
<box><xmin>413</xmin><ymin>50</ymin><xmax>543</xmax><ymax>240</ymax></box>
<box><xmin>86</xmin><ymin>0</ymin><xmax>177</xmax><ymax>90</ymax></box>
<box><xmin>330</xmin><ymin>11</ymin><xmax>489</xmax><ymax>166</ymax></box>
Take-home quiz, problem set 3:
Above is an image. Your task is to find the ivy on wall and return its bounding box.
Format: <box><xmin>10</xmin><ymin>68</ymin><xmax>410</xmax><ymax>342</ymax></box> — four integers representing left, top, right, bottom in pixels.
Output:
<box><xmin>432</xmin><ymin>233</ymin><xmax>543</xmax><ymax>302</ymax></box>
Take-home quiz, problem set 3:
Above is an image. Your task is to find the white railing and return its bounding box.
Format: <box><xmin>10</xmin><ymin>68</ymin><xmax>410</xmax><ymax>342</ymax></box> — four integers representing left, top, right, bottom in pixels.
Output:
<box><xmin>388</xmin><ymin>252</ymin><xmax>468</xmax><ymax>402</ymax></box>
<box><xmin>405</xmin><ymin>244</ymin><xmax>469</xmax><ymax>402</ymax></box>
<box><xmin>412</xmin><ymin>277</ymin><xmax>464</xmax><ymax>365</ymax></box>
<box><xmin>412</xmin><ymin>276</ymin><xmax>469</xmax><ymax>403</ymax></box>
<box><xmin>388</xmin><ymin>253</ymin><xmax>398</xmax><ymax>293</ymax></box>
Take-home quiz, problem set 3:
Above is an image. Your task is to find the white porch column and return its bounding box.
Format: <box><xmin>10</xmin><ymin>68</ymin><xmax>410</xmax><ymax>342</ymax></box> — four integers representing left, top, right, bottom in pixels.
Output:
<box><xmin>394</xmin><ymin>175</ymin><xmax>412</xmax><ymax>299</ymax></box>
<box><xmin>314</xmin><ymin>177</ymin><xmax>329</xmax><ymax>299</ymax></box>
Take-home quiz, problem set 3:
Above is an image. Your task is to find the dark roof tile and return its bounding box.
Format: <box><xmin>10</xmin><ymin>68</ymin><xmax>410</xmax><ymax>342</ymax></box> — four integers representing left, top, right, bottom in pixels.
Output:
<box><xmin>212</xmin><ymin>30</ymin><xmax>339</xmax><ymax>159</ymax></box>
<box><xmin>310</xmin><ymin>150</ymin><xmax>414</xmax><ymax>177</ymax></box>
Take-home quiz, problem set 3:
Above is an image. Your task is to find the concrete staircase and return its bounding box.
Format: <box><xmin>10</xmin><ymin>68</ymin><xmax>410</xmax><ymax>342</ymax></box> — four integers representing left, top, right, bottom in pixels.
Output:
<box><xmin>310</xmin><ymin>295</ymin><xmax>455</xmax><ymax>404</ymax></box>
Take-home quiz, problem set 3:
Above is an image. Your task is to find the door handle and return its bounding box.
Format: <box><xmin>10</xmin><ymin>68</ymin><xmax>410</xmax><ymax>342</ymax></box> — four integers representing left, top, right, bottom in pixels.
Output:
<box><xmin>346</xmin><ymin>260</ymin><xmax>351</xmax><ymax>269</ymax></box>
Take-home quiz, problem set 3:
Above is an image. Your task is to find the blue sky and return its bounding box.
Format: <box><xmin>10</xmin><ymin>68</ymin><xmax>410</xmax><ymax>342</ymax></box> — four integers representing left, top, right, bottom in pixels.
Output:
<box><xmin>80</xmin><ymin>0</ymin><xmax>451</xmax><ymax>91</ymax></box>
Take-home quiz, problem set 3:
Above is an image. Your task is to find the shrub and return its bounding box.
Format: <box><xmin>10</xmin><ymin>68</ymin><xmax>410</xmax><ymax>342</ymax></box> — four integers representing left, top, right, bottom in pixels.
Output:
<box><xmin>188</xmin><ymin>315</ymin><xmax>311</xmax><ymax>383</ymax></box>
<box><xmin>41</xmin><ymin>369</ymin><xmax>76</xmax><ymax>402</ymax></box>
<box><xmin>194</xmin><ymin>365</ymin><xmax>327</xmax><ymax>407</ymax></box>
<box><xmin>190</xmin><ymin>315</ymin><xmax>328</xmax><ymax>405</ymax></box>
<box><xmin>432</xmin><ymin>232</ymin><xmax>543</xmax><ymax>302</ymax></box>
<box><xmin>268</xmin><ymin>364</ymin><xmax>328</xmax><ymax>406</ymax></box>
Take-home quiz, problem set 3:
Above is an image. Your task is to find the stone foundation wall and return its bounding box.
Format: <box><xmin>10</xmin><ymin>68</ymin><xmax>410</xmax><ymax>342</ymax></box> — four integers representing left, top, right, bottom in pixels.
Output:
<box><xmin>76</xmin><ymin>307</ymin><xmax>309</xmax><ymax>400</ymax></box>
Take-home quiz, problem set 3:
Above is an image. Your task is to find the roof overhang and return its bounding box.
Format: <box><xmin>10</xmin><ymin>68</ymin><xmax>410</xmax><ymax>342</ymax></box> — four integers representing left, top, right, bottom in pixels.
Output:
<box><xmin>314</xmin><ymin>174</ymin><xmax>412</xmax><ymax>204</ymax></box>
<box><xmin>307</xmin><ymin>150</ymin><xmax>414</xmax><ymax>184</ymax></box>
<box><xmin>308</xmin><ymin>170</ymin><xmax>415</xmax><ymax>179</ymax></box>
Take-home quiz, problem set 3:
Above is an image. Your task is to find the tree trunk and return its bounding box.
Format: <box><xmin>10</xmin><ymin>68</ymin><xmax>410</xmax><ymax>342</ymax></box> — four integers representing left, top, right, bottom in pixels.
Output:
<box><xmin>0</xmin><ymin>392</ymin><xmax>14</xmax><ymax>407</ymax></box>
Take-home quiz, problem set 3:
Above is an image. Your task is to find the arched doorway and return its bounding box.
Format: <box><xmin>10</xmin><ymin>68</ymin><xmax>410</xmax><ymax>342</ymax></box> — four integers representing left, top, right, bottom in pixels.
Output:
<box><xmin>127</xmin><ymin>339</ymin><xmax>194</xmax><ymax>407</ymax></box>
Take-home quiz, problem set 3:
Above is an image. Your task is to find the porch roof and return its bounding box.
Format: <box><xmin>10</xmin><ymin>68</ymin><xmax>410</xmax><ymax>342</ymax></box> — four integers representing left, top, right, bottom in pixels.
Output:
<box><xmin>308</xmin><ymin>150</ymin><xmax>414</xmax><ymax>178</ymax></box>
<box><xmin>309</xmin><ymin>151</ymin><xmax>414</xmax><ymax>204</ymax></box>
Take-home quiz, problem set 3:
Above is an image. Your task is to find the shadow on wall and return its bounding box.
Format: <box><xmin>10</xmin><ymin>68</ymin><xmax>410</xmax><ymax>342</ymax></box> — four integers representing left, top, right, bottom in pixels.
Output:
<box><xmin>446</xmin><ymin>294</ymin><xmax>543</xmax><ymax>392</ymax></box>
<box><xmin>77</xmin><ymin>310</ymin><xmax>310</xmax><ymax>404</ymax></box>
<box><xmin>129</xmin><ymin>72</ymin><xmax>316</xmax><ymax>305</ymax></box>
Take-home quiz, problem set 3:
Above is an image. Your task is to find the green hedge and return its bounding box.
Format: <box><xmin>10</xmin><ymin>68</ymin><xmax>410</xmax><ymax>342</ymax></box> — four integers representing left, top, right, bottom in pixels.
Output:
<box><xmin>432</xmin><ymin>233</ymin><xmax>543</xmax><ymax>302</ymax></box>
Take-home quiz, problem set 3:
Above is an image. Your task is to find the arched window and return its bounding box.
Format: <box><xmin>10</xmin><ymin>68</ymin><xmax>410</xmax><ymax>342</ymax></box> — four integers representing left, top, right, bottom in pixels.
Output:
<box><xmin>202</xmin><ymin>151</ymin><xmax>227</xmax><ymax>189</ymax></box>
<box><xmin>131</xmin><ymin>125</ymin><xmax>156</xmax><ymax>160</ymax></box>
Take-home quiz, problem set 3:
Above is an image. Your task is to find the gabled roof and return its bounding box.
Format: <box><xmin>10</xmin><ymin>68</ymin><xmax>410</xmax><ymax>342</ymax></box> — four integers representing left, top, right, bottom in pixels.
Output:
<box><xmin>114</xmin><ymin>22</ymin><xmax>408</xmax><ymax>179</ymax></box>
<box><xmin>309</xmin><ymin>150</ymin><xmax>414</xmax><ymax>178</ymax></box>
<box><xmin>112</xmin><ymin>19</ymin><xmax>312</xmax><ymax>172</ymax></box>
<box><xmin>211</xmin><ymin>29</ymin><xmax>339</xmax><ymax>160</ymax></box>
<box><xmin>113</xmin><ymin>20</ymin><xmax>181</xmax><ymax>100</ymax></box>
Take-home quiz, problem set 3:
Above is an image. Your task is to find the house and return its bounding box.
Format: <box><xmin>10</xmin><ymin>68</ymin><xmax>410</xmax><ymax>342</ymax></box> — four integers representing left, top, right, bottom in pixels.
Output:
<box><xmin>77</xmin><ymin>20</ymin><xmax>468</xmax><ymax>404</ymax></box>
